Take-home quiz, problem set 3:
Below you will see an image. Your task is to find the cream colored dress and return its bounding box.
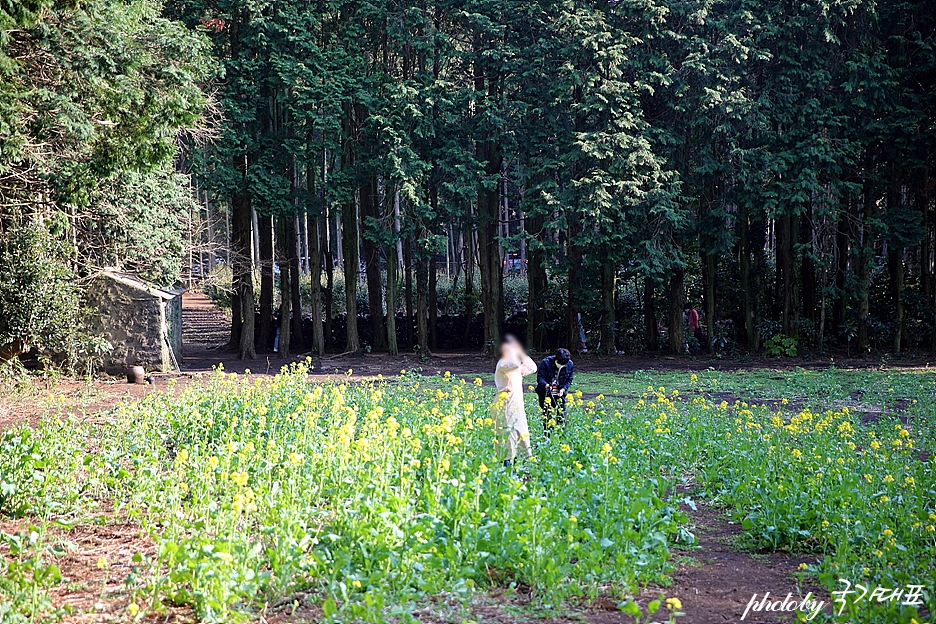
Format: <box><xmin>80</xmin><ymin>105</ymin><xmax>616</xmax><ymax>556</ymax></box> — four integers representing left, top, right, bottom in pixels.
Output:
<box><xmin>491</xmin><ymin>348</ymin><xmax>537</xmax><ymax>461</ymax></box>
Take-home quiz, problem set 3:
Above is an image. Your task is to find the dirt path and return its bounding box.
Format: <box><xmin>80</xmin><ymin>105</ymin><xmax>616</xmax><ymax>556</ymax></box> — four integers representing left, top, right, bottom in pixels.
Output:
<box><xmin>663</xmin><ymin>505</ymin><xmax>822</xmax><ymax>623</ymax></box>
<box><xmin>181</xmin><ymin>291</ymin><xmax>231</xmax><ymax>345</ymax></box>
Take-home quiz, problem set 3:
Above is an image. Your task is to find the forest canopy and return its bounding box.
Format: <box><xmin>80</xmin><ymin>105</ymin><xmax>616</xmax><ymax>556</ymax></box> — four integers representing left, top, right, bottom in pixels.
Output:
<box><xmin>1</xmin><ymin>0</ymin><xmax>935</xmax><ymax>364</ymax></box>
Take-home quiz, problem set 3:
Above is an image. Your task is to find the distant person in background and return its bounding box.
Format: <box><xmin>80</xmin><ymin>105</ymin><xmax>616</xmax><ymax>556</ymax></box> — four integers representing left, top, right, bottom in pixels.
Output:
<box><xmin>685</xmin><ymin>302</ymin><xmax>703</xmax><ymax>353</ymax></box>
<box><xmin>577</xmin><ymin>312</ymin><xmax>587</xmax><ymax>353</ymax></box>
<box><xmin>536</xmin><ymin>348</ymin><xmax>574</xmax><ymax>435</ymax></box>
<box><xmin>492</xmin><ymin>335</ymin><xmax>538</xmax><ymax>467</ymax></box>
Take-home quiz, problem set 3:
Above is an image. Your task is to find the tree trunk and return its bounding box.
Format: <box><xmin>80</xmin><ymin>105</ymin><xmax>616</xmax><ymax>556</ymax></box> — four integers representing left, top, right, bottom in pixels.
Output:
<box><xmin>416</xmin><ymin>241</ymin><xmax>430</xmax><ymax>356</ymax></box>
<box><xmin>668</xmin><ymin>267</ymin><xmax>685</xmax><ymax>356</ymax></box>
<box><xmin>231</xmin><ymin>180</ymin><xmax>256</xmax><ymax>359</ymax></box>
<box><xmin>462</xmin><ymin>218</ymin><xmax>476</xmax><ymax>348</ymax></box>
<box><xmin>857</xmin><ymin>182</ymin><xmax>874</xmax><ymax>353</ymax></box>
<box><xmin>738</xmin><ymin>202</ymin><xmax>756</xmax><ymax>349</ymax></box>
<box><xmin>277</xmin><ymin>216</ymin><xmax>291</xmax><ymax>359</ymax></box>
<box><xmin>565</xmin><ymin>222</ymin><xmax>583</xmax><ymax>352</ymax></box>
<box><xmin>229</xmin><ymin>290</ymin><xmax>242</xmax><ymax>349</ymax></box>
<box><xmin>385</xmin><ymin>187</ymin><xmax>400</xmax><ymax>355</ymax></box>
<box><xmin>703</xmin><ymin>251</ymin><xmax>715</xmax><ymax>352</ymax></box>
<box><xmin>429</xmin><ymin>253</ymin><xmax>438</xmax><ymax>350</ymax></box>
<box><xmin>342</xmin><ymin>196</ymin><xmax>360</xmax><ymax>353</ymax></box>
<box><xmin>475</xmin><ymin>66</ymin><xmax>503</xmax><ymax>354</ymax></box>
<box><xmin>888</xmin><ymin>181</ymin><xmax>904</xmax><ymax>352</ymax></box>
<box><xmin>477</xmin><ymin>175</ymin><xmax>503</xmax><ymax>352</ymax></box>
<box><xmin>386</xmin><ymin>233</ymin><xmax>399</xmax><ymax>356</ymax></box>
<box><xmin>404</xmin><ymin>236</ymin><xmax>414</xmax><ymax>348</ymax></box>
<box><xmin>643</xmin><ymin>276</ymin><xmax>657</xmax><ymax>350</ymax></box>
<box><xmin>361</xmin><ymin>175</ymin><xmax>386</xmax><ymax>350</ymax></box>
<box><xmin>920</xmin><ymin>185</ymin><xmax>931</xmax><ymax>305</ymax></box>
<box><xmin>751</xmin><ymin>214</ymin><xmax>769</xmax><ymax>349</ymax></box>
<box><xmin>888</xmin><ymin>245</ymin><xmax>904</xmax><ymax>352</ymax></box>
<box><xmin>251</xmin><ymin>207</ymin><xmax>261</xmax><ymax>270</ymax></box>
<box><xmin>800</xmin><ymin>211</ymin><xmax>816</xmax><ymax>332</ymax></box>
<box><xmin>777</xmin><ymin>212</ymin><xmax>795</xmax><ymax>336</ymax></box>
<box><xmin>289</xmin><ymin>214</ymin><xmax>304</xmax><ymax>348</ymax></box>
<box><xmin>599</xmin><ymin>258</ymin><xmax>616</xmax><ymax>355</ymax></box>
<box><xmin>428</xmin><ymin>181</ymin><xmax>439</xmax><ymax>350</ymax></box>
<box><xmin>526</xmin><ymin>212</ymin><xmax>547</xmax><ymax>352</ymax></box>
<box><xmin>324</xmin><ymin>205</ymin><xmax>335</xmax><ymax>352</ymax></box>
<box><xmin>833</xmin><ymin>207</ymin><xmax>849</xmax><ymax>343</ymax></box>
<box><xmin>258</xmin><ymin>214</ymin><xmax>275</xmax><ymax>351</ymax></box>
<box><xmin>307</xmin><ymin>209</ymin><xmax>325</xmax><ymax>356</ymax></box>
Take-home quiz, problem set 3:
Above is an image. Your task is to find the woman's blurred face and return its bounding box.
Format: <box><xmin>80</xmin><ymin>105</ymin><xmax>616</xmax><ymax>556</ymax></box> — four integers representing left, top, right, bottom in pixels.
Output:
<box><xmin>500</xmin><ymin>340</ymin><xmax>518</xmax><ymax>359</ymax></box>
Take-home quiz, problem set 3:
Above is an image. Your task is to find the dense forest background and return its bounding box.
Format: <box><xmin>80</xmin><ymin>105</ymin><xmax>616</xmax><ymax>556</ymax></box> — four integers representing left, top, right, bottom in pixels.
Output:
<box><xmin>1</xmin><ymin>0</ymin><xmax>935</xmax><ymax>365</ymax></box>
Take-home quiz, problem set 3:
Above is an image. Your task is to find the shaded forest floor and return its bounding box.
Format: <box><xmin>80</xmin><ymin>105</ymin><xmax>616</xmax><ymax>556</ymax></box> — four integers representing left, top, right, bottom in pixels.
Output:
<box><xmin>2</xmin><ymin>292</ymin><xmax>932</xmax><ymax>623</ymax></box>
<box><xmin>179</xmin><ymin>291</ymin><xmax>935</xmax><ymax>378</ymax></box>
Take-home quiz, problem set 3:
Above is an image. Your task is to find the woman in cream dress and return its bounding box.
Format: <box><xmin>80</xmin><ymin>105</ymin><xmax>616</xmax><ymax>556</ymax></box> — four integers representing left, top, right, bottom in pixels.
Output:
<box><xmin>492</xmin><ymin>335</ymin><xmax>538</xmax><ymax>466</ymax></box>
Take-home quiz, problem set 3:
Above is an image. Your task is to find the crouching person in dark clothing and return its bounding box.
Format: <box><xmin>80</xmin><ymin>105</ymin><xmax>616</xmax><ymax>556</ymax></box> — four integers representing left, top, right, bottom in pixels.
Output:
<box><xmin>536</xmin><ymin>348</ymin><xmax>574</xmax><ymax>435</ymax></box>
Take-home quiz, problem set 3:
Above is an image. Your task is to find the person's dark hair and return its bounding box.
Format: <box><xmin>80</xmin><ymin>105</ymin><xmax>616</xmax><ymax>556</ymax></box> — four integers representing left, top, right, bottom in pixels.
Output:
<box><xmin>683</xmin><ymin>302</ymin><xmax>691</xmax><ymax>311</ymax></box>
<box><xmin>502</xmin><ymin>334</ymin><xmax>520</xmax><ymax>346</ymax></box>
<box><xmin>556</xmin><ymin>348</ymin><xmax>571</xmax><ymax>364</ymax></box>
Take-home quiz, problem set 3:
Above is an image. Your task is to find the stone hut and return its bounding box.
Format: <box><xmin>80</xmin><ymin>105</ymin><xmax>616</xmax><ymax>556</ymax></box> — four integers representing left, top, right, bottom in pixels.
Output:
<box><xmin>85</xmin><ymin>271</ymin><xmax>183</xmax><ymax>373</ymax></box>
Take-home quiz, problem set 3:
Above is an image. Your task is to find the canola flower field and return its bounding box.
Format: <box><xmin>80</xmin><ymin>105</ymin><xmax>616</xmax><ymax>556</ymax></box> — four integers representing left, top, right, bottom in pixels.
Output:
<box><xmin>1</xmin><ymin>363</ymin><xmax>935</xmax><ymax>623</ymax></box>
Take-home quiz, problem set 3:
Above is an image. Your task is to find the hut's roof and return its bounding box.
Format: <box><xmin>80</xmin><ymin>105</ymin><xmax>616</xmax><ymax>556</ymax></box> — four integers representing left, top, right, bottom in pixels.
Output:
<box><xmin>97</xmin><ymin>270</ymin><xmax>184</xmax><ymax>301</ymax></box>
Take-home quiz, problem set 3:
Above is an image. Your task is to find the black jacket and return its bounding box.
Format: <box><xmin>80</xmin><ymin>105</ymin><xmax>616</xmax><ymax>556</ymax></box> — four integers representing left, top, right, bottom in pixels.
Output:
<box><xmin>536</xmin><ymin>355</ymin><xmax>574</xmax><ymax>392</ymax></box>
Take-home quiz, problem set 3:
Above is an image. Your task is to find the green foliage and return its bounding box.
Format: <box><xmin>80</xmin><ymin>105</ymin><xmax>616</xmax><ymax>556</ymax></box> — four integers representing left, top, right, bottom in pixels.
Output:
<box><xmin>83</xmin><ymin>168</ymin><xmax>198</xmax><ymax>285</ymax></box>
<box><xmin>0</xmin><ymin>225</ymin><xmax>78</xmax><ymax>357</ymax></box>
<box><xmin>0</xmin><ymin>527</ymin><xmax>65</xmax><ymax>624</ymax></box>
<box><xmin>763</xmin><ymin>334</ymin><xmax>799</xmax><ymax>357</ymax></box>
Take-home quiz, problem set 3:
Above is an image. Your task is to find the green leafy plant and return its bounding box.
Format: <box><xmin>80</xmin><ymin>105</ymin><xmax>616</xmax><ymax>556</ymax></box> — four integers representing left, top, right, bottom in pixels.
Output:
<box><xmin>763</xmin><ymin>334</ymin><xmax>798</xmax><ymax>357</ymax></box>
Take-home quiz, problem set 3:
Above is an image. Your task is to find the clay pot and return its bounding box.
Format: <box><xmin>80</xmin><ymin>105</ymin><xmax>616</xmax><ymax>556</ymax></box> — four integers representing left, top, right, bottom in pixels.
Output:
<box><xmin>127</xmin><ymin>366</ymin><xmax>146</xmax><ymax>384</ymax></box>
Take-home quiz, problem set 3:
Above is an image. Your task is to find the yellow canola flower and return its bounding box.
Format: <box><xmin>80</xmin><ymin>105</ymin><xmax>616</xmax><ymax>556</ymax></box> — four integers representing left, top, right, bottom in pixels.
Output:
<box><xmin>666</xmin><ymin>598</ymin><xmax>682</xmax><ymax>611</ymax></box>
<box><xmin>231</xmin><ymin>471</ymin><xmax>249</xmax><ymax>487</ymax></box>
